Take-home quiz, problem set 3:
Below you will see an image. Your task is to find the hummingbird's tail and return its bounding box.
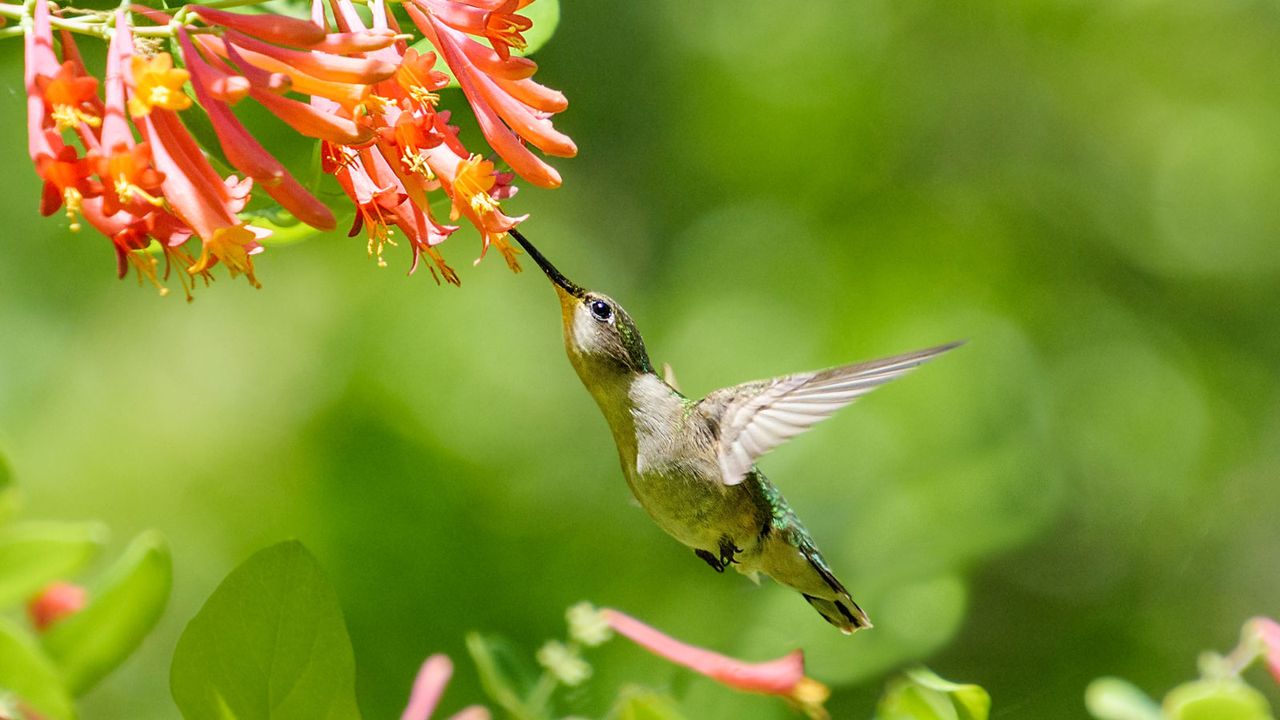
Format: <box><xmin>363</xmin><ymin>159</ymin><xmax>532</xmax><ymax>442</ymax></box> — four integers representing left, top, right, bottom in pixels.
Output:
<box><xmin>803</xmin><ymin>593</ymin><xmax>871</xmax><ymax>635</ymax></box>
<box><xmin>801</xmin><ymin>548</ymin><xmax>872</xmax><ymax>635</ymax></box>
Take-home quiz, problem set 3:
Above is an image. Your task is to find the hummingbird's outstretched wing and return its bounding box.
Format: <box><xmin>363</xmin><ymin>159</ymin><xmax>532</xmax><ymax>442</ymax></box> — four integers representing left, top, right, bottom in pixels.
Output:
<box><xmin>703</xmin><ymin>342</ymin><xmax>962</xmax><ymax>486</ymax></box>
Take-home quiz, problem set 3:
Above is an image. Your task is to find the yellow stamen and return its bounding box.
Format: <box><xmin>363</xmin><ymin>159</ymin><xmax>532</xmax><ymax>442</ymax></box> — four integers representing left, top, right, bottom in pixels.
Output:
<box><xmin>401</xmin><ymin>149</ymin><xmax>434</xmax><ymax>179</ymax></box>
<box><xmin>114</xmin><ymin>176</ymin><xmax>166</xmax><ymax>207</ymax></box>
<box><xmin>469</xmin><ymin>192</ymin><xmax>499</xmax><ymax>215</ymax></box>
<box><xmin>51</xmin><ymin>104</ymin><xmax>101</xmax><ymax>132</ymax></box>
<box><xmin>126</xmin><ymin>250</ymin><xmax>169</xmax><ymax>297</ymax></box>
<box><xmin>409</xmin><ymin>86</ymin><xmax>439</xmax><ymax>107</ymax></box>
<box><xmin>63</xmin><ymin>187</ymin><xmax>83</xmax><ymax>232</ymax></box>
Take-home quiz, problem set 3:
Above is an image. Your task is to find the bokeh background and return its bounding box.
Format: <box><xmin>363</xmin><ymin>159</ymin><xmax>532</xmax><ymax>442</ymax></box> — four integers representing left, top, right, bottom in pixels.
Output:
<box><xmin>2</xmin><ymin>1</ymin><xmax>1280</xmax><ymax>717</ymax></box>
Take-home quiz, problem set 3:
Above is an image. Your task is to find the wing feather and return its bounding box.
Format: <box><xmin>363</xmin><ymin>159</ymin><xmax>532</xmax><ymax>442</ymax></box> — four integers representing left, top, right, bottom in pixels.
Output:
<box><xmin>706</xmin><ymin>341</ymin><xmax>962</xmax><ymax>486</ymax></box>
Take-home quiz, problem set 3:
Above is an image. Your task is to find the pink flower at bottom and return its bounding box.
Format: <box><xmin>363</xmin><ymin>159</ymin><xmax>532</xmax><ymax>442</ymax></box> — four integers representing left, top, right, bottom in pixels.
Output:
<box><xmin>401</xmin><ymin>655</ymin><xmax>491</xmax><ymax>720</ymax></box>
<box><xmin>601</xmin><ymin>608</ymin><xmax>831</xmax><ymax>719</ymax></box>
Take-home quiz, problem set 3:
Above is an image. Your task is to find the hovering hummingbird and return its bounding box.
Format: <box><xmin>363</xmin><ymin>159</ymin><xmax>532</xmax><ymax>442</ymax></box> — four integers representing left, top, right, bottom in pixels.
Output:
<box><xmin>509</xmin><ymin>229</ymin><xmax>959</xmax><ymax>634</ymax></box>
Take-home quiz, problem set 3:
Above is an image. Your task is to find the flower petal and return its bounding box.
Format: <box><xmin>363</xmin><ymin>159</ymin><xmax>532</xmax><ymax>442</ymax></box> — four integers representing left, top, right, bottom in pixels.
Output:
<box><xmin>602</xmin><ymin>608</ymin><xmax>808</xmax><ymax>696</ymax></box>
<box><xmin>401</xmin><ymin>655</ymin><xmax>452</xmax><ymax>720</ymax></box>
<box><xmin>314</xmin><ymin>29</ymin><xmax>399</xmax><ymax>54</ymax></box>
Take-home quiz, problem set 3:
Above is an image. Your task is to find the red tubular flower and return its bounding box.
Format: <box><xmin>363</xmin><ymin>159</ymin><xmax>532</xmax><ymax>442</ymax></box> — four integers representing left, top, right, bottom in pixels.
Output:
<box><xmin>23</xmin><ymin>0</ymin><xmax>101</xmax><ymax>227</ymax></box>
<box><xmin>191</xmin><ymin>5</ymin><xmax>327</xmax><ymax>47</ymax></box>
<box><xmin>416</xmin><ymin>0</ymin><xmax>529</xmax><ymax>60</ymax></box>
<box><xmin>315</xmin><ymin>29</ymin><xmax>400</xmax><ymax>54</ymax></box>
<box><xmin>601</xmin><ymin>608</ymin><xmax>831</xmax><ymax>719</ymax></box>
<box><xmin>179</xmin><ymin>28</ymin><xmax>335</xmax><ymax>230</ymax></box>
<box><xmin>131</xmin><ymin>95</ymin><xmax>266</xmax><ymax>286</ymax></box>
<box><xmin>199</xmin><ymin>35</ymin><xmax>372</xmax><ymax>109</ymax></box>
<box><xmin>223</xmin><ymin>30</ymin><xmax>396</xmax><ymax>85</ymax></box>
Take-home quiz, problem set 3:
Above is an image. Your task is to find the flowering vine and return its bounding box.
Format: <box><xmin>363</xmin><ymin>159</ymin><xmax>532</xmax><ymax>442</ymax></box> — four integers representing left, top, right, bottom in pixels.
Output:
<box><xmin>6</xmin><ymin>0</ymin><xmax>571</xmax><ymax>297</ymax></box>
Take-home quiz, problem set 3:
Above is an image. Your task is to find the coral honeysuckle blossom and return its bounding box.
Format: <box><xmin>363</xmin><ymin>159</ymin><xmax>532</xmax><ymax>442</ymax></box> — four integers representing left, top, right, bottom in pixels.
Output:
<box><xmin>599</xmin><ymin>607</ymin><xmax>833</xmax><ymax>720</ymax></box>
<box><xmin>10</xmin><ymin>0</ymin><xmax>571</xmax><ymax>297</ymax></box>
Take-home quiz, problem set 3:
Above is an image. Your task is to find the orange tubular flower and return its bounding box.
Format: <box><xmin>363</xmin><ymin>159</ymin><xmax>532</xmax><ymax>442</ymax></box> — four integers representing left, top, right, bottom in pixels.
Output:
<box><xmin>36</xmin><ymin>61</ymin><xmax>101</xmax><ymax>132</ymax></box>
<box><xmin>35</xmin><ymin>146</ymin><xmax>96</xmax><ymax>228</ymax></box>
<box><xmin>178</xmin><ymin>27</ymin><xmax>335</xmax><ymax>230</ymax></box>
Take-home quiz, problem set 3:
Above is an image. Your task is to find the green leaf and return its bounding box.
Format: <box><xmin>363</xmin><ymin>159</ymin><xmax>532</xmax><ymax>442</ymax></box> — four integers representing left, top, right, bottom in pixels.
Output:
<box><xmin>877</xmin><ymin>667</ymin><xmax>991</xmax><ymax>720</ymax></box>
<box><xmin>0</xmin><ymin>522</ymin><xmax>108</xmax><ymax>608</ymax></box>
<box><xmin>1163</xmin><ymin>679</ymin><xmax>1275</xmax><ymax>720</ymax></box>
<box><xmin>0</xmin><ymin>447</ymin><xmax>15</xmax><ymax>524</ymax></box>
<box><xmin>0</xmin><ymin>618</ymin><xmax>76</xmax><ymax>720</ymax></box>
<box><xmin>606</xmin><ymin>687</ymin><xmax>689</xmax><ymax>720</ymax></box>
<box><xmin>1086</xmin><ymin>677</ymin><xmax>1163</xmax><ymax>720</ymax></box>
<box><xmin>248</xmin><ymin>214</ymin><xmax>331</xmax><ymax>247</ymax></box>
<box><xmin>464</xmin><ymin>632</ymin><xmax>533</xmax><ymax>720</ymax></box>
<box><xmin>170</xmin><ymin>540</ymin><xmax>360</xmax><ymax>720</ymax></box>
<box><xmin>40</xmin><ymin>531</ymin><xmax>171</xmax><ymax>697</ymax></box>
<box><xmin>514</xmin><ymin>0</ymin><xmax>560</xmax><ymax>58</ymax></box>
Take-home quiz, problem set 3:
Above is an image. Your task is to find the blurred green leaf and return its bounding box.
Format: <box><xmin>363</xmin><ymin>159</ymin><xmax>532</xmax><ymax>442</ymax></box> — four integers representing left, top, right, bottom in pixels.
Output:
<box><xmin>877</xmin><ymin>667</ymin><xmax>990</xmax><ymax>720</ymax></box>
<box><xmin>514</xmin><ymin>0</ymin><xmax>560</xmax><ymax>58</ymax></box>
<box><xmin>0</xmin><ymin>618</ymin><xmax>75</xmax><ymax>720</ymax></box>
<box><xmin>465</xmin><ymin>632</ymin><xmax>537</xmax><ymax>720</ymax></box>
<box><xmin>1086</xmin><ymin>677</ymin><xmax>1163</xmax><ymax>720</ymax></box>
<box><xmin>0</xmin><ymin>522</ymin><xmax>107</xmax><ymax>609</ymax></box>
<box><xmin>170</xmin><ymin>540</ymin><xmax>360</xmax><ymax>720</ymax></box>
<box><xmin>1163</xmin><ymin>679</ymin><xmax>1275</xmax><ymax>720</ymax></box>
<box><xmin>606</xmin><ymin>687</ymin><xmax>688</xmax><ymax>720</ymax></box>
<box><xmin>40</xmin><ymin>531</ymin><xmax>171</xmax><ymax>697</ymax></box>
<box><xmin>250</xmin><ymin>214</ymin><xmax>332</xmax><ymax>247</ymax></box>
<box><xmin>0</xmin><ymin>447</ymin><xmax>14</xmax><ymax>524</ymax></box>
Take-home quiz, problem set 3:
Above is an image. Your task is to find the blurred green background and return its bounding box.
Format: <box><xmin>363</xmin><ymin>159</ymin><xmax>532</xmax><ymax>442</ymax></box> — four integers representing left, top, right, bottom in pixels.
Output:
<box><xmin>2</xmin><ymin>1</ymin><xmax>1280</xmax><ymax>717</ymax></box>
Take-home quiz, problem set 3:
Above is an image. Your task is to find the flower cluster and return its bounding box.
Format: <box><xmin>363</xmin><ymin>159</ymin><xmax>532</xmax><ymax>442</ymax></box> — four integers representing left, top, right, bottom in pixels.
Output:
<box><xmin>17</xmin><ymin>0</ymin><xmax>570</xmax><ymax>297</ymax></box>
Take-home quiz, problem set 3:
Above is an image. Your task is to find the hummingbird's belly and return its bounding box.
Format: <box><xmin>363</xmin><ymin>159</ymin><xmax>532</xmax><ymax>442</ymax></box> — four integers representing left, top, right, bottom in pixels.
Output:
<box><xmin>627</xmin><ymin>468</ymin><xmax>760</xmax><ymax>553</ymax></box>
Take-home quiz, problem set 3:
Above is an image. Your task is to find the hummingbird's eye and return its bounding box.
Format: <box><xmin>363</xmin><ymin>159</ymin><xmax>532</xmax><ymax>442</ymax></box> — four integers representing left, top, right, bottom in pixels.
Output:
<box><xmin>589</xmin><ymin>299</ymin><xmax>613</xmax><ymax>322</ymax></box>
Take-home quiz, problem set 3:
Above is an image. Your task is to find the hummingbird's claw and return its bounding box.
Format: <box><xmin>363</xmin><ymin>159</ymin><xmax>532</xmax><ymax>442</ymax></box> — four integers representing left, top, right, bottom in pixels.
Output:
<box><xmin>695</xmin><ymin>549</ymin><xmax>725</xmax><ymax>573</ymax></box>
<box><xmin>718</xmin><ymin>538</ymin><xmax>743</xmax><ymax>568</ymax></box>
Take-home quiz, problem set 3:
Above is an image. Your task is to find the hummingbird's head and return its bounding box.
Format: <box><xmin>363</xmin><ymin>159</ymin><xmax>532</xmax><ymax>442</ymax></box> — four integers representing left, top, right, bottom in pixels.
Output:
<box><xmin>510</xmin><ymin>229</ymin><xmax>653</xmax><ymax>375</ymax></box>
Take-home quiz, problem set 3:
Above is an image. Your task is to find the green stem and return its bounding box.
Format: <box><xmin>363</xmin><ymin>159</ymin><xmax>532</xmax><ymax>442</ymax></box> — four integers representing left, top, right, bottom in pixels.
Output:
<box><xmin>0</xmin><ymin>0</ymin><xmax>280</xmax><ymax>42</ymax></box>
<box><xmin>524</xmin><ymin>671</ymin><xmax>559</xmax><ymax>715</ymax></box>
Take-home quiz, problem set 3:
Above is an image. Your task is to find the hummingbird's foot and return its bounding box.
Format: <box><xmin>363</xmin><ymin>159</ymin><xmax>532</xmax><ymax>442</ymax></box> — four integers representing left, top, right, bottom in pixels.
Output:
<box><xmin>695</xmin><ymin>549</ymin><xmax>725</xmax><ymax>573</ymax></box>
<box><xmin>718</xmin><ymin>537</ymin><xmax>743</xmax><ymax>568</ymax></box>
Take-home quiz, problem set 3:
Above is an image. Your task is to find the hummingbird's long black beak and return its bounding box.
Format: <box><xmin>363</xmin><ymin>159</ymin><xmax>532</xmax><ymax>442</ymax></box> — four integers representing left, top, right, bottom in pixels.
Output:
<box><xmin>509</xmin><ymin>228</ymin><xmax>585</xmax><ymax>298</ymax></box>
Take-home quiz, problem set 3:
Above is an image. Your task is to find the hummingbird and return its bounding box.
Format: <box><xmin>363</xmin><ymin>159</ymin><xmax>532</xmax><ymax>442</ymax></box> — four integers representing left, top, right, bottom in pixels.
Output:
<box><xmin>509</xmin><ymin>229</ymin><xmax>959</xmax><ymax>634</ymax></box>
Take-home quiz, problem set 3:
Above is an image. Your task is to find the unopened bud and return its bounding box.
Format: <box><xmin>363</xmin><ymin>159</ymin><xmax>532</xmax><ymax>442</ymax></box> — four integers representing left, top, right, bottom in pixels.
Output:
<box><xmin>27</xmin><ymin>581</ymin><xmax>87</xmax><ymax>631</ymax></box>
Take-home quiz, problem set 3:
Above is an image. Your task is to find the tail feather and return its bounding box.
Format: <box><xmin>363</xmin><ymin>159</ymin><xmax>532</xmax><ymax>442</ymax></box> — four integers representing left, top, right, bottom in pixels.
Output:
<box><xmin>803</xmin><ymin>593</ymin><xmax>871</xmax><ymax>635</ymax></box>
<box><xmin>802</xmin><ymin>546</ymin><xmax>871</xmax><ymax>634</ymax></box>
